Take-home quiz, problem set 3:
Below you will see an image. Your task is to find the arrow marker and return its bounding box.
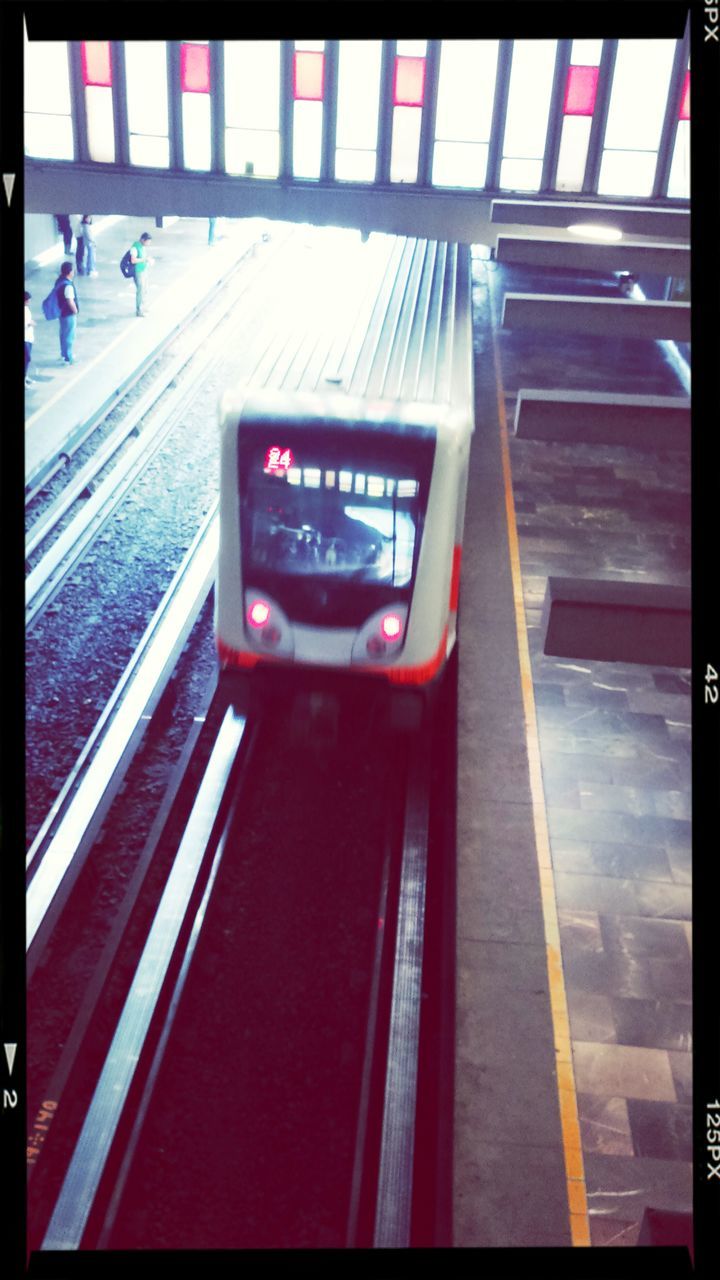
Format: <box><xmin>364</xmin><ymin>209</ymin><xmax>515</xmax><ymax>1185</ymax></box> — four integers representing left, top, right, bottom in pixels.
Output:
<box><xmin>4</xmin><ymin>1043</ymin><xmax>17</xmax><ymax>1075</ymax></box>
<box><xmin>2</xmin><ymin>174</ymin><xmax>16</xmax><ymax>206</ymax></box>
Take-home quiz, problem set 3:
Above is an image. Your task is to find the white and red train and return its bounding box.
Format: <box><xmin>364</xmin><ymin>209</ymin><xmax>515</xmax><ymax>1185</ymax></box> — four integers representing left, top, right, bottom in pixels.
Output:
<box><xmin>215</xmin><ymin>231</ymin><xmax>474</xmax><ymax>695</ymax></box>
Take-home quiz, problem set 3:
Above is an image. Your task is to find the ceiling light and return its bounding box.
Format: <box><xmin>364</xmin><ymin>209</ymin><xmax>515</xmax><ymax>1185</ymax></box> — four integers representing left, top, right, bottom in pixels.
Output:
<box><xmin>567</xmin><ymin>223</ymin><xmax>623</xmax><ymax>242</ymax></box>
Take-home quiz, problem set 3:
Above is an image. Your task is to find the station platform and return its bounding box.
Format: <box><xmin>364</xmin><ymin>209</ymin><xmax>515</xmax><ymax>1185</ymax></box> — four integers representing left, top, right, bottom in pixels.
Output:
<box><xmin>454</xmin><ymin>253</ymin><xmax>691</xmax><ymax>1249</ymax></box>
<box><xmin>23</xmin><ymin>220</ymin><xmax>692</xmax><ymax>1253</ymax></box>
<box><xmin>24</xmin><ymin>215</ymin><xmax>269</xmax><ymax>491</ymax></box>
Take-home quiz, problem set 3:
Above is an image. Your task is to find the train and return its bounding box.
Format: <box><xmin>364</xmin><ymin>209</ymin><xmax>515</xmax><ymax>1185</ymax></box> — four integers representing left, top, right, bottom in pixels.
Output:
<box><xmin>215</xmin><ymin>231</ymin><xmax>474</xmax><ymax>709</ymax></box>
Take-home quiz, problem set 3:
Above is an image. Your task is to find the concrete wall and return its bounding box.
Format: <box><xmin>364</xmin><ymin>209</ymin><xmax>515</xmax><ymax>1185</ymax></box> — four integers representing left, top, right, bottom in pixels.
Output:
<box><xmin>24</xmin><ymin>213</ymin><xmax>62</xmax><ymax>268</ymax></box>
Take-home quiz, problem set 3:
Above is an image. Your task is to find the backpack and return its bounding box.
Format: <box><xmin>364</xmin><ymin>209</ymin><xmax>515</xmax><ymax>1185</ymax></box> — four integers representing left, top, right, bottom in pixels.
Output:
<box><xmin>41</xmin><ymin>286</ymin><xmax>62</xmax><ymax>320</ymax></box>
<box><xmin>120</xmin><ymin>249</ymin><xmax>135</xmax><ymax>278</ymax></box>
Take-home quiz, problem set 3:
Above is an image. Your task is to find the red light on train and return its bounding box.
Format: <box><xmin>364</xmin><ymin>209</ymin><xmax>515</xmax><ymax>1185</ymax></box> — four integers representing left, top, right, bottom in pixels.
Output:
<box><xmin>264</xmin><ymin>446</ymin><xmax>294</xmax><ymax>473</ymax></box>
<box><xmin>381</xmin><ymin>614</ymin><xmax>402</xmax><ymax>641</ymax></box>
<box><xmin>248</xmin><ymin>600</ymin><xmax>271</xmax><ymax>628</ymax></box>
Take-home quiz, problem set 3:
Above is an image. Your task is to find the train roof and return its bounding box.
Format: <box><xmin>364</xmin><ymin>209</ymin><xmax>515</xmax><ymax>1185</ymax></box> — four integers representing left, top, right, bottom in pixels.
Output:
<box><xmin>223</xmin><ymin>234</ymin><xmax>474</xmax><ymax>418</ymax></box>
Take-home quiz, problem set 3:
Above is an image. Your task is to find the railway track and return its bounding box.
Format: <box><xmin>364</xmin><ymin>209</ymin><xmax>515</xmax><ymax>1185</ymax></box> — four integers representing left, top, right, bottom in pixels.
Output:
<box><xmin>25</xmin><ymin>227</ymin><xmax>458</xmax><ymax>1253</ymax></box>
<box><xmin>26</xmin><ymin>507</ymin><xmax>218</xmax><ymax>968</ymax></box>
<box><xmin>23</xmin><ymin>223</ymin><xmax>275</xmax><ymax>508</ymax></box>
<box><xmin>27</xmin><ymin>665</ymin><xmax>457</xmax><ymax>1252</ymax></box>
<box><xmin>24</xmin><ymin>227</ymin><xmax>301</xmax><ymax>628</ymax></box>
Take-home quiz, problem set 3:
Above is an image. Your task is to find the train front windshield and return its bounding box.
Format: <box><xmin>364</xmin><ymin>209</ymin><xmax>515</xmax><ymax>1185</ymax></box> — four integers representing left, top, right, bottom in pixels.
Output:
<box><xmin>239</xmin><ymin>426</ymin><xmax>434</xmax><ymax>625</ymax></box>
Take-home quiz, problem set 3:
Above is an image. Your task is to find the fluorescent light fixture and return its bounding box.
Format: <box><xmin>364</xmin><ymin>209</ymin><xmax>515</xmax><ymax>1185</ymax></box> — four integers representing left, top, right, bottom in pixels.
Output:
<box><xmin>567</xmin><ymin>223</ymin><xmax>623</xmax><ymax>241</ymax></box>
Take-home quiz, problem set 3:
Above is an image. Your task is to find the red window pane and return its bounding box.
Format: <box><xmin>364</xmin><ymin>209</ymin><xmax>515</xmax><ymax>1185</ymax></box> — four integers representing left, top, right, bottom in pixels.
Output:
<box><xmin>294</xmin><ymin>51</ymin><xmax>324</xmax><ymax>100</ymax></box>
<box><xmin>181</xmin><ymin>43</ymin><xmax>210</xmax><ymax>94</ymax></box>
<box><xmin>81</xmin><ymin>41</ymin><xmax>112</xmax><ymax>88</ymax></box>
<box><xmin>678</xmin><ymin>70</ymin><xmax>690</xmax><ymax>121</ymax></box>
<box><xmin>394</xmin><ymin>56</ymin><xmax>425</xmax><ymax>108</ymax></box>
<box><xmin>563</xmin><ymin>65</ymin><xmax>599</xmax><ymax>115</ymax></box>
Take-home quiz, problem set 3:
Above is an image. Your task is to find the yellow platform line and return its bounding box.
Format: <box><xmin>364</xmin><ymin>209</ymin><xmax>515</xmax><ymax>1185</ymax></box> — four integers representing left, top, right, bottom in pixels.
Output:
<box><xmin>488</xmin><ymin>283</ymin><xmax>591</xmax><ymax>1249</ymax></box>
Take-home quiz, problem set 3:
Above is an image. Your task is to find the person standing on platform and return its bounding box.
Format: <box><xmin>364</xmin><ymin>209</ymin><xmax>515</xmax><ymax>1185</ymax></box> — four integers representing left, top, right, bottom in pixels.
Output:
<box><xmin>25</xmin><ymin>291</ymin><xmax>35</xmax><ymax>386</ymax></box>
<box><xmin>55</xmin><ymin>214</ymin><xmax>73</xmax><ymax>254</ymax></box>
<box><xmin>129</xmin><ymin>232</ymin><xmax>153</xmax><ymax>317</ymax></box>
<box><xmin>80</xmin><ymin>215</ymin><xmax>97</xmax><ymax>276</ymax></box>
<box><xmin>208</xmin><ymin>217</ymin><xmax>217</xmax><ymax>246</ymax></box>
<box><xmin>75</xmin><ymin>216</ymin><xmax>86</xmax><ymax>275</ymax></box>
<box><xmin>54</xmin><ymin>261</ymin><xmax>79</xmax><ymax>364</ymax></box>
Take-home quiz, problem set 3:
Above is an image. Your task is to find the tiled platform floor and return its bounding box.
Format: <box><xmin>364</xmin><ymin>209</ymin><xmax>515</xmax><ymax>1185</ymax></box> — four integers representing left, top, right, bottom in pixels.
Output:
<box><xmin>486</xmin><ymin>257</ymin><xmax>692</xmax><ymax>1247</ymax></box>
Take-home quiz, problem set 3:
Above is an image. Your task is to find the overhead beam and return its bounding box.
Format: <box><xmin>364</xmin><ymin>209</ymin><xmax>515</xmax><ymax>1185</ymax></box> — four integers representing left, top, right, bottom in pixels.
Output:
<box><xmin>24</xmin><ymin>160</ymin><xmax>502</xmax><ymax>243</ymax></box>
<box><xmin>25</xmin><ymin>160</ymin><xmax>690</xmax><ymax>249</ymax></box>
<box><xmin>501</xmin><ymin>293</ymin><xmax>691</xmax><ymax>342</ymax></box>
<box><xmin>513</xmin><ymin>389</ymin><xmax>690</xmax><ymax>449</ymax></box>
<box><xmin>496</xmin><ymin>235</ymin><xmax>690</xmax><ymax>279</ymax></box>
<box><xmin>542</xmin><ymin>577</ymin><xmax>690</xmax><ymax>668</ymax></box>
<box><xmin>491</xmin><ymin>199</ymin><xmax>689</xmax><ymax>240</ymax></box>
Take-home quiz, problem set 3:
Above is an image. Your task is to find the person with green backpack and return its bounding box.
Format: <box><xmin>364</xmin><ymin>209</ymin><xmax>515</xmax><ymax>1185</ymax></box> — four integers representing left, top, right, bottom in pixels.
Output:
<box><xmin>128</xmin><ymin>231</ymin><xmax>153</xmax><ymax>317</ymax></box>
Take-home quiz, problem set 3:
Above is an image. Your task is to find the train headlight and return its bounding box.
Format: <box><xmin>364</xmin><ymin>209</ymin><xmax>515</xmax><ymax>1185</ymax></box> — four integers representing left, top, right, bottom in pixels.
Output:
<box><xmin>244</xmin><ymin>590</ymin><xmax>294</xmax><ymax>657</ymax></box>
<box><xmin>248</xmin><ymin>599</ymin><xmax>271</xmax><ymax>629</ymax></box>
<box><xmin>352</xmin><ymin>604</ymin><xmax>409</xmax><ymax>664</ymax></box>
<box><xmin>380</xmin><ymin>613</ymin><xmax>403</xmax><ymax>642</ymax></box>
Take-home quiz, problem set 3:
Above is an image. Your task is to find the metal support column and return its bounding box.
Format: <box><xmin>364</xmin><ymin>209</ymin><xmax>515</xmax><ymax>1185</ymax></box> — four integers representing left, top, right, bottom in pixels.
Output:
<box><xmin>583</xmin><ymin>39</ymin><xmax>617</xmax><ymax>194</ymax></box>
<box><xmin>486</xmin><ymin>40</ymin><xmax>513</xmax><ymax>192</ymax></box>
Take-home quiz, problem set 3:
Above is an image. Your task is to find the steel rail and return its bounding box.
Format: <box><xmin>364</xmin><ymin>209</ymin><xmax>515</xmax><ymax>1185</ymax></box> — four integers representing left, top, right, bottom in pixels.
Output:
<box><xmin>25</xmin><ymin>228</ymin><xmax>293</xmax><ymax>559</ymax></box>
<box><xmin>23</xmin><ymin>224</ymin><xmax>274</xmax><ymax>505</ymax></box>
<box><xmin>346</xmin><ymin>836</ymin><xmax>393</xmax><ymax>1246</ymax></box>
<box><xmin>25</xmin><ymin>233</ymin><xmax>301</xmax><ymax>626</ymax></box>
<box><xmin>40</xmin><ymin>705</ymin><xmax>246</xmax><ymax>1251</ymax></box>
<box><xmin>26</xmin><ymin>506</ymin><xmax>218</xmax><ymax>957</ymax></box>
<box><xmin>373</xmin><ymin>725</ymin><xmax>433</xmax><ymax>1247</ymax></box>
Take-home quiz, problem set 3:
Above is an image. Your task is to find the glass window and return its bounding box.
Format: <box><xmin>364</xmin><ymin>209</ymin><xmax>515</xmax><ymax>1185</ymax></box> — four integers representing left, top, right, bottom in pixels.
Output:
<box><xmin>180</xmin><ymin>40</ymin><xmax>210</xmax><ymax>169</ymax></box>
<box><xmin>86</xmin><ymin>86</ymin><xmax>115</xmax><ymax>163</ymax></box>
<box><xmin>79</xmin><ymin>41</ymin><xmax>115</xmax><ymax>163</ymax></box>
<box><xmin>25</xmin><ymin>38</ymin><xmax>73</xmax><ymax>159</ymax></box>
<box><xmin>335</xmin><ymin>39</ymin><xmax>381</xmax><ymax>181</ymax></box>
<box><xmin>563</xmin><ymin>65</ymin><xmax>599</xmax><ymax>115</ymax></box>
<box><xmin>396</xmin><ymin>40</ymin><xmax>427</xmax><ymax>57</ymax></box>
<box><xmin>597</xmin><ymin>149</ymin><xmax>658</xmax><ymax>197</ymax></box>
<box><xmin>81</xmin><ymin>42</ymin><xmax>112</xmax><ymax>88</ymax></box>
<box><xmin>126</xmin><ymin>42</ymin><xmax>168</xmax><ymax>135</ymax></box>
<box><xmin>390</xmin><ymin>47</ymin><xmax>427</xmax><ymax>183</ymax></box>
<box><xmin>244</xmin><ymin>463</ymin><xmax>422</xmax><ymax>587</ymax></box>
<box><xmin>393</xmin><ymin>56</ymin><xmax>425</xmax><ymax>107</ymax></box>
<box><xmin>239</xmin><ymin>425</ymin><xmax>434</xmax><ymax>627</ymax></box>
<box><xmin>294</xmin><ymin>50</ymin><xmax>324</xmax><ymax>100</ymax></box>
<box><xmin>499</xmin><ymin>156</ymin><xmax>544</xmax><ymax>191</ymax></box>
<box><xmin>434</xmin><ymin>41</ymin><xmax>498</xmax><ymax>143</ymax></box>
<box><xmin>182</xmin><ymin>91</ymin><xmax>211</xmax><ymax>170</ymax></box>
<box><xmin>224</xmin><ymin>41</ymin><xmax>279</xmax><ymax>131</ymax></box>
<box><xmin>181</xmin><ymin>42</ymin><xmax>210</xmax><ymax>93</ymax></box>
<box><xmin>555</xmin><ymin>115</ymin><xmax>593</xmax><ymax>191</ymax></box>
<box><xmin>129</xmin><ymin>134</ymin><xmax>170</xmax><ymax>167</ymax></box>
<box><xmin>433</xmin><ymin>41</ymin><xmax>498</xmax><ymax>188</ymax></box>
<box><xmin>224</xmin><ymin>41</ymin><xmax>279</xmax><ymax>178</ymax></box>
<box><xmin>570</xmin><ymin>39</ymin><xmax>603</xmax><ymax>65</ymax></box>
<box><xmin>226</xmin><ymin>128</ymin><xmax>279</xmax><ymax>178</ymax></box>
<box><xmin>432</xmin><ymin>140</ymin><xmax>489</xmax><ymax>188</ymax></box>
<box><xmin>502</xmin><ymin>40</ymin><xmax>556</xmax><ymax>189</ymax></box>
<box><xmin>24</xmin><ymin>39</ymin><xmax>72</xmax><ymax>114</ymax></box>
<box><xmin>390</xmin><ymin>105</ymin><xmax>422</xmax><ymax>183</ymax></box>
<box><xmin>603</xmin><ymin>40</ymin><xmax>675</xmax><ymax>152</ymax></box>
<box><xmin>599</xmin><ymin>40</ymin><xmax>677</xmax><ymax>197</ymax></box>
<box><xmin>293</xmin><ymin>41</ymin><xmax>324</xmax><ymax>178</ymax></box>
<box><xmin>25</xmin><ymin>113</ymin><xmax>74</xmax><ymax>161</ymax></box>
<box><xmin>335</xmin><ymin>149</ymin><xmax>377</xmax><ymax>182</ymax></box>
<box><xmin>293</xmin><ymin>99</ymin><xmax>323</xmax><ymax>178</ymax></box>
<box><xmin>667</xmin><ymin>120</ymin><xmax>689</xmax><ymax>198</ymax></box>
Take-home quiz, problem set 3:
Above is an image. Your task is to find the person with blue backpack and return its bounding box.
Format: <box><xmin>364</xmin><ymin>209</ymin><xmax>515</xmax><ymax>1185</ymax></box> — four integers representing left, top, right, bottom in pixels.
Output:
<box><xmin>49</xmin><ymin>261</ymin><xmax>79</xmax><ymax>364</ymax></box>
